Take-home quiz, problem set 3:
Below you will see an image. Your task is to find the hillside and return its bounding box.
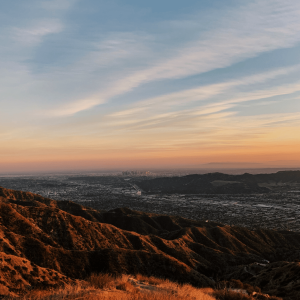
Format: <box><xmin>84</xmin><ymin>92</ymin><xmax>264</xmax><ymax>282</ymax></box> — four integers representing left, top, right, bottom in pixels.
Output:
<box><xmin>0</xmin><ymin>186</ymin><xmax>299</xmax><ymax>298</ymax></box>
<box><xmin>133</xmin><ymin>170</ymin><xmax>300</xmax><ymax>194</ymax></box>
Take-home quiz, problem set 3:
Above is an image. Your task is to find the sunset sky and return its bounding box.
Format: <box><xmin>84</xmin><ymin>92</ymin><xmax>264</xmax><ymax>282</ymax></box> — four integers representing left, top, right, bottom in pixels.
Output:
<box><xmin>1</xmin><ymin>0</ymin><xmax>300</xmax><ymax>173</ymax></box>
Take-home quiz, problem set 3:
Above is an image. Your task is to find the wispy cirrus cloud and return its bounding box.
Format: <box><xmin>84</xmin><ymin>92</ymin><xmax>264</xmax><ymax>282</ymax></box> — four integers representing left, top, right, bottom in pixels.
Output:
<box><xmin>47</xmin><ymin>60</ymin><xmax>300</xmax><ymax>117</ymax></box>
<box><xmin>2</xmin><ymin>0</ymin><xmax>300</xmax><ymax>170</ymax></box>
<box><xmin>107</xmin><ymin>64</ymin><xmax>300</xmax><ymax>118</ymax></box>
<box><xmin>47</xmin><ymin>0</ymin><xmax>300</xmax><ymax>116</ymax></box>
<box><xmin>120</xmin><ymin>0</ymin><xmax>300</xmax><ymax>88</ymax></box>
<box><xmin>12</xmin><ymin>19</ymin><xmax>63</xmax><ymax>46</ymax></box>
<box><xmin>48</xmin><ymin>96</ymin><xmax>106</xmax><ymax>117</ymax></box>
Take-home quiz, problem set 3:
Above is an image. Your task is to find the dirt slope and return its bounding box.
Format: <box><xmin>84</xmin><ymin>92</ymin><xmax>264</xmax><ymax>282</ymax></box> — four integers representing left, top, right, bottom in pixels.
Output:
<box><xmin>0</xmin><ymin>186</ymin><xmax>300</xmax><ymax>298</ymax></box>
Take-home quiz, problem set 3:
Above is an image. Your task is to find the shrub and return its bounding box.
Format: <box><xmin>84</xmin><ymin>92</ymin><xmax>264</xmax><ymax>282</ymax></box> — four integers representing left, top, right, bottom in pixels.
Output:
<box><xmin>135</xmin><ymin>274</ymin><xmax>166</xmax><ymax>286</ymax></box>
<box><xmin>229</xmin><ymin>279</ymin><xmax>243</xmax><ymax>289</ymax></box>
<box><xmin>87</xmin><ymin>272</ymin><xmax>115</xmax><ymax>289</ymax></box>
<box><xmin>243</xmin><ymin>283</ymin><xmax>255</xmax><ymax>295</ymax></box>
<box><xmin>213</xmin><ymin>289</ymin><xmax>253</xmax><ymax>300</ymax></box>
<box><xmin>116</xmin><ymin>281</ymin><xmax>136</xmax><ymax>292</ymax></box>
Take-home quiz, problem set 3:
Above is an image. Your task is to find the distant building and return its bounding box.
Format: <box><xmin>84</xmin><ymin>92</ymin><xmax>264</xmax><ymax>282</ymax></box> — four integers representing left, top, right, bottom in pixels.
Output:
<box><xmin>122</xmin><ymin>170</ymin><xmax>152</xmax><ymax>176</ymax></box>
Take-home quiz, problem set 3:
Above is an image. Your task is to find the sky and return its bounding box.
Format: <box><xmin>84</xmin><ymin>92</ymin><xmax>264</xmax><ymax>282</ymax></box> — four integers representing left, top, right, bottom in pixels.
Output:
<box><xmin>1</xmin><ymin>0</ymin><xmax>300</xmax><ymax>173</ymax></box>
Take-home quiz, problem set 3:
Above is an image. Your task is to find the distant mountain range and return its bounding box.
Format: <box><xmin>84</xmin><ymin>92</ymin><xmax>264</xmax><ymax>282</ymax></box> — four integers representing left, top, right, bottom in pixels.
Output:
<box><xmin>134</xmin><ymin>170</ymin><xmax>300</xmax><ymax>194</ymax></box>
<box><xmin>199</xmin><ymin>161</ymin><xmax>300</xmax><ymax>168</ymax></box>
<box><xmin>0</xmin><ymin>186</ymin><xmax>300</xmax><ymax>298</ymax></box>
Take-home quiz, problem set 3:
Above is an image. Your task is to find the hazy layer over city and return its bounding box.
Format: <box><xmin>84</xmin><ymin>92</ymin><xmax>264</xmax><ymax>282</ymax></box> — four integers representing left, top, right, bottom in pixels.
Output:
<box><xmin>1</xmin><ymin>169</ymin><xmax>300</xmax><ymax>233</ymax></box>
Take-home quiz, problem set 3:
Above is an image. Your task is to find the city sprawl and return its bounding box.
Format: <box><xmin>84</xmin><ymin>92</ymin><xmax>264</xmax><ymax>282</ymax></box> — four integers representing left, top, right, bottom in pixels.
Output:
<box><xmin>1</xmin><ymin>173</ymin><xmax>300</xmax><ymax>232</ymax></box>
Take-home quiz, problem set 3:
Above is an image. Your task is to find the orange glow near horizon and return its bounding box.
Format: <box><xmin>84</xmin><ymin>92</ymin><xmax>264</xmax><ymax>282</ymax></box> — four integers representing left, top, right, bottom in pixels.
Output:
<box><xmin>1</xmin><ymin>138</ymin><xmax>300</xmax><ymax>173</ymax></box>
<box><xmin>2</xmin><ymin>1</ymin><xmax>300</xmax><ymax>174</ymax></box>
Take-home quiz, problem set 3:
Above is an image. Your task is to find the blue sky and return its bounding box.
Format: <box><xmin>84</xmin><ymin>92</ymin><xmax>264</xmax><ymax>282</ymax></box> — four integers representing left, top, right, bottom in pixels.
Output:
<box><xmin>1</xmin><ymin>0</ymin><xmax>300</xmax><ymax>171</ymax></box>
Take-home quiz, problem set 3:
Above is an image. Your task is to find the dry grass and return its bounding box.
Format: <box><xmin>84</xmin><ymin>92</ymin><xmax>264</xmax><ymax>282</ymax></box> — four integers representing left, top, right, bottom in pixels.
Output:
<box><xmin>103</xmin><ymin>293</ymin><xmax>213</xmax><ymax>300</ymax></box>
<box><xmin>87</xmin><ymin>273</ymin><xmax>116</xmax><ymax>289</ymax></box>
<box><xmin>151</xmin><ymin>279</ymin><xmax>215</xmax><ymax>300</ymax></box>
<box><xmin>3</xmin><ymin>287</ymin><xmax>212</xmax><ymax>300</ymax></box>
<box><xmin>3</xmin><ymin>273</ymin><xmax>279</xmax><ymax>300</ymax></box>
<box><xmin>135</xmin><ymin>274</ymin><xmax>166</xmax><ymax>286</ymax></box>
<box><xmin>3</xmin><ymin>281</ymin><xmax>97</xmax><ymax>299</ymax></box>
<box><xmin>116</xmin><ymin>281</ymin><xmax>136</xmax><ymax>292</ymax></box>
<box><xmin>2</xmin><ymin>273</ymin><xmax>216</xmax><ymax>299</ymax></box>
<box><xmin>86</xmin><ymin>273</ymin><xmax>139</xmax><ymax>291</ymax></box>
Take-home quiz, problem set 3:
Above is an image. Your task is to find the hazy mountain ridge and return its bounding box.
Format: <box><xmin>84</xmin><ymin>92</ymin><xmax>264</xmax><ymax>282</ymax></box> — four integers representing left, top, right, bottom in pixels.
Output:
<box><xmin>0</xmin><ymin>186</ymin><xmax>300</xmax><ymax>298</ymax></box>
<box><xmin>134</xmin><ymin>171</ymin><xmax>300</xmax><ymax>194</ymax></box>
